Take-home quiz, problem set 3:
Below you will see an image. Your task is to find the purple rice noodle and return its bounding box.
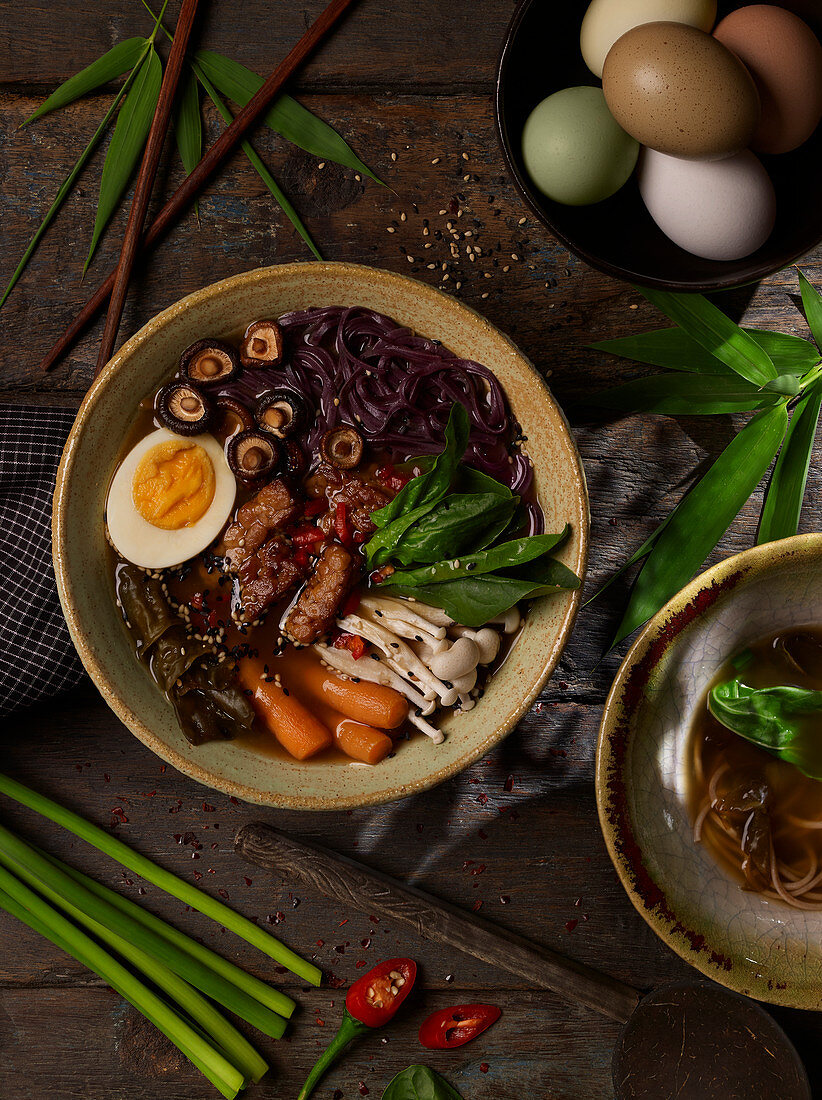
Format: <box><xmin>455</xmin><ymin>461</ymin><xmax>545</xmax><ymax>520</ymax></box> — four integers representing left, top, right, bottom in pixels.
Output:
<box><xmin>220</xmin><ymin>306</ymin><xmax>543</xmax><ymax>534</ymax></box>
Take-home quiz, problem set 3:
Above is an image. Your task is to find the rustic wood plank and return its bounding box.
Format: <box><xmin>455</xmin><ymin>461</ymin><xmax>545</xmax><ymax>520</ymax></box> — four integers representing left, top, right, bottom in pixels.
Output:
<box><xmin>0</xmin><ymin>0</ymin><xmax>519</xmax><ymax>91</ymax></box>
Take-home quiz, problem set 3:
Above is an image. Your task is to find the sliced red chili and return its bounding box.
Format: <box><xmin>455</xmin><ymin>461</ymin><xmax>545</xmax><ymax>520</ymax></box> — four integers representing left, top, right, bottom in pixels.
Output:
<box><xmin>418</xmin><ymin>1004</ymin><xmax>501</xmax><ymax>1049</ymax></box>
<box><xmin>292</xmin><ymin>524</ymin><xmax>325</xmax><ymax>548</ymax></box>
<box><xmin>333</xmin><ymin>632</ymin><xmax>367</xmax><ymax>660</ymax></box>
<box><xmin>342</xmin><ymin>589</ymin><xmax>361</xmax><ymax>617</ymax></box>
<box><xmin>346</xmin><ymin>958</ymin><xmax>416</xmax><ymax>1028</ymax></box>
<box><xmin>304</xmin><ymin>498</ymin><xmax>327</xmax><ymax>518</ymax></box>
<box><xmin>334</xmin><ymin>502</ymin><xmax>353</xmax><ymax>546</ymax></box>
<box><xmin>376</xmin><ymin>464</ymin><xmax>410</xmax><ymax>493</ymax></box>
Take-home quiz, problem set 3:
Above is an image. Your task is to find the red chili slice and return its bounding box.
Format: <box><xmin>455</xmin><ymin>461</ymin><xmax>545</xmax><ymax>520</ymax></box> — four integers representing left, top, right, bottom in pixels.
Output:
<box><xmin>292</xmin><ymin>524</ymin><xmax>325</xmax><ymax>548</ymax></box>
<box><xmin>346</xmin><ymin>958</ymin><xmax>416</xmax><ymax>1028</ymax></box>
<box><xmin>333</xmin><ymin>632</ymin><xmax>367</xmax><ymax>660</ymax></box>
<box><xmin>334</xmin><ymin>502</ymin><xmax>353</xmax><ymax>546</ymax></box>
<box><xmin>418</xmin><ymin>1004</ymin><xmax>501</xmax><ymax>1049</ymax></box>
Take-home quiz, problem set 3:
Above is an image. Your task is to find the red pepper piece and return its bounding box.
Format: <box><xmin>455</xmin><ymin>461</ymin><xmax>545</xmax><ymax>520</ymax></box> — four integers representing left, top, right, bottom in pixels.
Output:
<box><xmin>418</xmin><ymin>1003</ymin><xmax>501</xmax><ymax>1049</ymax></box>
<box><xmin>304</xmin><ymin>498</ymin><xmax>327</xmax><ymax>518</ymax></box>
<box><xmin>342</xmin><ymin>589</ymin><xmax>361</xmax><ymax>617</ymax></box>
<box><xmin>376</xmin><ymin>464</ymin><xmax>410</xmax><ymax>493</ymax></box>
<box><xmin>332</xmin><ymin>633</ymin><xmax>366</xmax><ymax>660</ymax></box>
<box><xmin>346</xmin><ymin>958</ymin><xmax>416</xmax><ymax>1028</ymax></box>
<box><xmin>292</xmin><ymin>524</ymin><xmax>325</xmax><ymax>548</ymax></box>
<box><xmin>334</xmin><ymin>502</ymin><xmax>353</xmax><ymax>546</ymax></box>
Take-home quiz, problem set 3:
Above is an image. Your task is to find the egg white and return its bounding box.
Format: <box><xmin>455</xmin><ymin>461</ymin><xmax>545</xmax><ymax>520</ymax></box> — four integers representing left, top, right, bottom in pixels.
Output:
<box><xmin>106</xmin><ymin>428</ymin><xmax>236</xmax><ymax>570</ymax></box>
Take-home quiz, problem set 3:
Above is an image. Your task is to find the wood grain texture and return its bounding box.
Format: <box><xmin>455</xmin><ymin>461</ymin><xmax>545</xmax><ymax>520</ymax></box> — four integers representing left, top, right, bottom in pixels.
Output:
<box><xmin>2</xmin><ymin>0</ymin><xmax>822</xmax><ymax>1096</ymax></box>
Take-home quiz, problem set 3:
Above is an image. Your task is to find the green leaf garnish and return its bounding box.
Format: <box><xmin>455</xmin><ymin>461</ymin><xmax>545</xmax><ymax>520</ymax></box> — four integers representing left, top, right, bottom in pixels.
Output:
<box><xmin>590</xmin><ymin>372</ymin><xmax>778</xmax><ymax>415</ymax></box>
<box><xmin>638</xmin><ymin>287</ymin><xmax>777</xmax><ymax>386</ymax></box>
<box><xmin>708</xmin><ymin>679</ymin><xmax>822</xmax><ymax>781</ymax></box>
<box><xmin>758</xmin><ymin>385</ymin><xmax>822</xmax><ymax>544</ymax></box>
<box><xmin>382</xmin><ymin>1065</ymin><xmax>465</xmax><ymax>1100</ymax></box>
<box><xmin>613</xmin><ymin>402</ymin><xmax>788</xmax><ymax>646</ymax></box>
<box><xmin>195</xmin><ymin>50</ymin><xmax>384</xmax><ymax>184</ymax></box>
<box><xmin>84</xmin><ymin>46</ymin><xmax>163</xmax><ymax>272</ymax></box>
<box><xmin>383</xmin><ymin>527</ymin><xmax>570</xmax><ymax>586</ymax></box>
<box><xmin>799</xmin><ymin>270</ymin><xmax>822</xmax><ymax>350</ymax></box>
<box><xmin>20</xmin><ymin>37</ymin><xmax>148</xmax><ymax>127</ymax></box>
<box><xmin>173</xmin><ymin>66</ymin><xmax>202</xmax><ymax>221</ymax></box>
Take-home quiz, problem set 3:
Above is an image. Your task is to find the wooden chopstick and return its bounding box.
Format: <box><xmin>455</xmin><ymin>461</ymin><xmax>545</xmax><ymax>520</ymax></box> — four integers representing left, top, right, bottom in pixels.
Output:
<box><xmin>235</xmin><ymin>822</ymin><xmax>642</xmax><ymax>1025</ymax></box>
<box><xmin>41</xmin><ymin>0</ymin><xmax>359</xmax><ymax>375</ymax></box>
<box><xmin>96</xmin><ymin>0</ymin><xmax>201</xmax><ymax>375</ymax></box>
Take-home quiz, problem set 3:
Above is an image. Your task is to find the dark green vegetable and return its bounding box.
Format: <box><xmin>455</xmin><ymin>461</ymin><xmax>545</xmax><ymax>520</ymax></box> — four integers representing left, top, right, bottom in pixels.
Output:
<box><xmin>590</xmin><ymin>373</ymin><xmax>779</xmax><ymax>416</ymax></box>
<box><xmin>382</xmin><ymin>1065</ymin><xmax>465</xmax><ymax>1100</ymax></box>
<box><xmin>758</xmin><ymin>384</ymin><xmax>822</xmax><ymax>544</ymax></box>
<box><xmin>149</xmin><ymin>627</ymin><xmax>213</xmax><ymax>692</ymax></box>
<box><xmin>383</xmin><ymin>528</ymin><xmax>570</xmax><ymax>587</ymax></box>
<box><xmin>708</xmin><ymin>679</ymin><xmax>822</xmax><ymax>781</ymax></box>
<box><xmin>389</xmin><ymin>494</ymin><xmax>519</xmax><ymax>566</ymax></box>
<box><xmin>116</xmin><ymin>564</ymin><xmax>175</xmax><ymax>653</ymax></box>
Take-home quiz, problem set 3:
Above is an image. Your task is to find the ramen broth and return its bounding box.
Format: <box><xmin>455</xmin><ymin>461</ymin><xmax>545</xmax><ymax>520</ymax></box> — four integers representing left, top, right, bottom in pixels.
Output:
<box><xmin>689</xmin><ymin>628</ymin><xmax>822</xmax><ymax>908</ymax></box>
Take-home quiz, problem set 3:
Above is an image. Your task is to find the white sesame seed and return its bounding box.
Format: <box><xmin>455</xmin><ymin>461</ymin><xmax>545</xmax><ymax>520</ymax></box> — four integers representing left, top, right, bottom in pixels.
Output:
<box><xmin>512</xmin><ymin>253</ymin><xmax>519</xmax><ymax>260</ymax></box>
<box><xmin>518</xmin><ymin>216</ymin><xmax>526</xmax><ymax>225</ymax></box>
<box><xmin>426</xmin><ymin>263</ymin><xmax>436</xmax><ymax>269</ymax></box>
<box><xmin>431</xmin><ymin>157</ymin><xmax>440</xmax><ymax>164</ymax></box>
<box><xmin>439</xmin><ymin>209</ymin><xmax>447</xmax><ymax>215</ymax></box>
<box><xmin>386</xmin><ymin>226</ymin><xmax>395</xmax><ymax>233</ymax></box>
<box><xmin>354</xmin><ymin>174</ymin><xmax>361</xmax><ymax>181</ymax></box>
<box><xmin>446</xmin><ymin>221</ymin><xmax>453</xmax><ymax>230</ymax></box>
<box><xmin>391</xmin><ymin>152</ymin><xmax>397</xmax><ymax>161</ymax></box>
<box><xmin>463</xmin><ymin>174</ymin><xmax>470</xmax><ymax>182</ymax></box>
<box><xmin>424</xmin><ymin>242</ymin><xmax>432</xmax><ymax>249</ymax></box>
<box><xmin>407</xmin><ymin>254</ymin><xmax>414</xmax><ymax>263</ymax></box>
<box><xmin>469</xmin><ymin>253</ymin><xmax>475</xmax><ymax>262</ymax></box>
<box><xmin>318</xmin><ymin>161</ymin><xmax>325</xmax><ymax>169</ymax></box>
<box><xmin>422</xmin><ymin>227</ymin><xmax>429</xmax><ymax>236</ymax></box>
<box><xmin>503</xmin><ymin>265</ymin><xmax>510</xmax><ymax>272</ymax></box>
<box><xmin>481</xmin><ymin>292</ymin><xmax>489</xmax><ymax>299</ymax></box>
<box><xmin>334</xmin><ymin>397</ymin><xmax>340</xmax><ymax>406</ymax></box>
<box><xmin>400</xmin><ymin>212</ymin><xmax>407</xmax><ymax>221</ymax></box>
<box><xmin>455</xmin><ymin>281</ymin><xmax>462</xmax><ymax>289</ymax></box>
<box><xmin>464</xmin><ymin>230</ymin><xmax>473</xmax><ymax>237</ymax></box>
<box><xmin>484</xmin><ymin>272</ymin><xmax>492</xmax><ymax>278</ymax></box>
<box><xmin>630</xmin><ymin>304</ymin><xmax>638</xmax><ymax>310</ymax></box>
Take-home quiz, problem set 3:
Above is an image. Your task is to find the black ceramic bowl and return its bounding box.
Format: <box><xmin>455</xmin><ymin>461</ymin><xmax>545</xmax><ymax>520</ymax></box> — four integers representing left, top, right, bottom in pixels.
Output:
<box><xmin>495</xmin><ymin>0</ymin><xmax>822</xmax><ymax>291</ymax></box>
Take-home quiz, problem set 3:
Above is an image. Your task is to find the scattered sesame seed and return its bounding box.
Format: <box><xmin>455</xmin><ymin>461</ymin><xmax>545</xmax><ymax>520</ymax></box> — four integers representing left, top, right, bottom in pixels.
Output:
<box><xmin>333</xmin><ymin>397</ymin><xmax>340</xmax><ymax>406</ymax></box>
<box><xmin>407</xmin><ymin>254</ymin><xmax>414</xmax><ymax>263</ymax></box>
<box><xmin>400</xmin><ymin>212</ymin><xmax>407</xmax><ymax>221</ymax></box>
<box><xmin>422</xmin><ymin>227</ymin><xmax>429</xmax><ymax>236</ymax></box>
<box><xmin>463</xmin><ymin>174</ymin><xmax>471</xmax><ymax>182</ymax></box>
<box><xmin>484</xmin><ymin>272</ymin><xmax>492</xmax><ymax>278</ymax></box>
<box><xmin>424</xmin><ymin>242</ymin><xmax>432</xmax><ymax>249</ymax></box>
<box><xmin>386</xmin><ymin>226</ymin><xmax>396</xmax><ymax>233</ymax></box>
<box><xmin>318</xmin><ymin>161</ymin><xmax>325</xmax><ymax>169</ymax></box>
<box><xmin>630</xmin><ymin>304</ymin><xmax>638</xmax><ymax>310</ymax></box>
<box><xmin>462</xmin><ymin>152</ymin><xmax>469</xmax><ymax>161</ymax></box>
<box><xmin>511</xmin><ymin>253</ymin><xmax>520</xmax><ymax>260</ymax></box>
<box><xmin>468</xmin><ymin>253</ymin><xmax>475</xmax><ymax>262</ymax></box>
<box><xmin>391</xmin><ymin>152</ymin><xmax>397</xmax><ymax>162</ymax></box>
<box><xmin>439</xmin><ymin>209</ymin><xmax>447</xmax><ymax>215</ymax></box>
<box><xmin>455</xmin><ymin>281</ymin><xmax>462</xmax><ymax>289</ymax></box>
<box><xmin>481</xmin><ymin>292</ymin><xmax>489</xmax><ymax>299</ymax></box>
<box><xmin>426</xmin><ymin>263</ymin><xmax>436</xmax><ymax>270</ymax></box>
<box><xmin>446</xmin><ymin>221</ymin><xmax>453</xmax><ymax>230</ymax></box>
<box><xmin>518</xmin><ymin>216</ymin><xmax>526</xmax><ymax>225</ymax></box>
<box><xmin>431</xmin><ymin>157</ymin><xmax>440</xmax><ymax>165</ymax></box>
<box><xmin>354</xmin><ymin>174</ymin><xmax>361</xmax><ymax>181</ymax></box>
<box><xmin>503</xmin><ymin>265</ymin><xmax>510</xmax><ymax>272</ymax></box>
<box><xmin>442</xmin><ymin>273</ymin><xmax>450</xmax><ymax>281</ymax></box>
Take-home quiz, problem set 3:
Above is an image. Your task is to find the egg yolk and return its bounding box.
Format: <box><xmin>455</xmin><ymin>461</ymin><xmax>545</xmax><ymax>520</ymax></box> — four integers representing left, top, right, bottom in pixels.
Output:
<box><xmin>132</xmin><ymin>440</ymin><xmax>215</xmax><ymax>530</ymax></box>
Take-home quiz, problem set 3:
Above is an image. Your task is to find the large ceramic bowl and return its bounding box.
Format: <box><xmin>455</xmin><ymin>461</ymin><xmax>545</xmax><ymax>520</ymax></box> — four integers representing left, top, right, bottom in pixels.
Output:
<box><xmin>496</xmin><ymin>0</ymin><xmax>822</xmax><ymax>292</ymax></box>
<box><xmin>597</xmin><ymin>535</ymin><xmax>822</xmax><ymax>1008</ymax></box>
<box><xmin>54</xmin><ymin>262</ymin><xmax>588</xmax><ymax>810</ymax></box>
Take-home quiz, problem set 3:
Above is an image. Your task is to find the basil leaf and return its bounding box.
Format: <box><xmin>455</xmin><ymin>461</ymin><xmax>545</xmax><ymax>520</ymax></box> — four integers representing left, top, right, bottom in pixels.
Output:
<box><xmin>799</xmin><ymin>270</ymin><xmax>822</xmax><ymax>350</ymax></box>
<box><xmin>382</xmin><ymin>1065</ymin><xmax>464</xmax><ymax>1100</ymax></box>
<box><xmin>708</xmin><ymin>679</ymin><xmax>822</xmax><ymax>781</ymax></box>
<box><xmin>590</xmin><ymin>373</ymin><xmax>777</xmax><ymax>415</ymax></box>
<box><xmin>387</xmin><ymin>564</ymin><xmax>578</xmax><ymax>628</ymax></box>
<box><xmin>758</xmin><ymin>386</ymin><xmax>822</xmax><ymax>544</ymax></box>
<box><xmin>371</xmin><ymin>404</ymin><xmax>470</xmax><ymax>528</ymax></box>
<box><xmin>638</xmin><ymin>287</ymin><xmax>777</xmax><ymax>386</ymax></box>
<box><xmin>195</xmin><ymin>50</ymin><xmax>383</xmax><ymax>184</ymax></box>
<box><xmin>383</xmin><ymin>527</ymin><xmax>570</xmax><ymax>586</ymax></box>
<box><xmin>591</xmin><ymin>326</ymin><xmax>819</xmax><ymax>376</ymax></box>
<box><xmin>22</xmin><ymin>37</ymin><xmax>148</xmax><ymax>126</ymax></box>
<box><xmin>84</xmin><ymin>47</ymin><xmax>163</xmax><ymax>272</ymax></box>
<box><xmin>389</xmin><ymin>493</ymin><xmax>518</xmax><ymax>566</ymax></box>
<box><xmin>614</xmin><ymin>402</ymin><xmax>788</xmax><ymax>646</ymax></box>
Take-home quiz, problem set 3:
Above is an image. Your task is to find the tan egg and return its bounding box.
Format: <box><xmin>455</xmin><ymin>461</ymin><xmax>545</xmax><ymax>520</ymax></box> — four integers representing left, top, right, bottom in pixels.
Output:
<box><xmin>580</xmin><ymin>0</ymin><xmax>717</xmax><ymax>79</ymax></box>
<box><xmin>714</xmin><ymin>5</ymin><xmax>822</xmax><ymax>155</ymax></box>
<box><xmin>602</xmin><ymin>21</ymin><xmax>760</xmax><ymax>159</ymax></box>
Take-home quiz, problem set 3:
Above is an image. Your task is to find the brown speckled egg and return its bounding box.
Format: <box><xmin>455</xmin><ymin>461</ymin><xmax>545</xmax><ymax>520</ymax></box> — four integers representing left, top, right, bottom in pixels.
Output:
<box><xmin>714</xmin><ymin>5</ymin><xmax>822</xmax><ymax>155</ymax></box>
<box><xmin>602</xmin><ymin>21</ymin><xmax>760</xmax><ymax>159</ymax></box>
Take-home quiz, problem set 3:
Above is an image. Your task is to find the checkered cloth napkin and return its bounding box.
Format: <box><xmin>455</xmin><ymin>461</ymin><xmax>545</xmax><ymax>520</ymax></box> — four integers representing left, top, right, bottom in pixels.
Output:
<box><xmin>0</xmin><ymin>405</ymin><xmax>85</xmax><ymax>717</ymax></box>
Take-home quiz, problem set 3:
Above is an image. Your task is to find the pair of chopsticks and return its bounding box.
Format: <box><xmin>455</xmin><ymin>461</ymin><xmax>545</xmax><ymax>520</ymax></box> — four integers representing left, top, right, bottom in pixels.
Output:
<box><xmin>62</xmin><ymin>0</ymin><xmax>358</xmax><ymax>377</ymax></box>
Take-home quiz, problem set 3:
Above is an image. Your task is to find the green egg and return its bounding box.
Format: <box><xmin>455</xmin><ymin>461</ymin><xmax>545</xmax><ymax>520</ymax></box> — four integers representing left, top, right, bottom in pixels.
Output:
<box><xmin>522</xmin><ymin>86</ymin><xmax>639</xmax><ymax>206</ymax></box>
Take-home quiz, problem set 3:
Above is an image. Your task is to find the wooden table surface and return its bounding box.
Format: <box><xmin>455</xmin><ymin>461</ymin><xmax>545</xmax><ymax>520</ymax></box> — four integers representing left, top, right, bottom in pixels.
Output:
<box><xmin>2</xmin><ymin>2</ymin><xmax>822</xmax><ymax>1097</ymax></box>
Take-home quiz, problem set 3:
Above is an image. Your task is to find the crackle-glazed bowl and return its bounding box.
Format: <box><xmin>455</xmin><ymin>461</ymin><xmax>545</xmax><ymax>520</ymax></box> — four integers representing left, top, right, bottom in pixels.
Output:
<box><xmin>597</xmin><ymin>535</ymin><xmax>822</xmax><ymax>1008</ymax></box>
<box><xmin>54</xmin><ymin>262</ymin><xmax>588</xmax><ymax>810</ymax></box>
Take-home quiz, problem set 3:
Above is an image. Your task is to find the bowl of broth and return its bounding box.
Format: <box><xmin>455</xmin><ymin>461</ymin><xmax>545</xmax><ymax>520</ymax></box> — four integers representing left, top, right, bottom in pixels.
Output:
<box><xmin>597</xmin><ymin>533</ymin><xmax>822</xmax><ymax>1008</ymax></box>
<box><xmin>53</xmin><ymin>262</ymin><xmax>588</xmax><ymax>809</ymax></box>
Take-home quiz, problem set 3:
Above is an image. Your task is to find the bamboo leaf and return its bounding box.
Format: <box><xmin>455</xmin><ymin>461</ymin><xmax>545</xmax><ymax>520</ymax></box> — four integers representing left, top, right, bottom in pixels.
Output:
<box><xmin>591</xmin><ymin>326</ymin><xmax>819</xmax><ymax>376</ymax></box>
<box><xmin>590</xmin><ymin>373</ymin><xmax>777</xmax><ymax>416</ymax></box>
<box><xmin>583</xmin><ymin>515</ymin><xmax>671</xmax><ymax>608</ymax></box>
<box><xmin>173</xmin><ymin>67</ymin><xmax>202</xmax><ymax>220</ymax></box>
<box><xmin>638</xmin><ymin>287</ymin><xmax>777</xmax><ymax>386</ymax></box>
<box><xmin>758</xmin><ymin>386</ymin><xmax>822</xmax><ymax>545</ymax></box>
<box><xmin>761</xmin><ymin>374</ymin><xmax>801</xmax><ymax>396</ymax></box>
<box><xmin>799</xmin><ymin>271</ymin><xmax>822</xmax><ymax>350</ymax></box>
<box><xmin>84</xmin><ymin>47</ymin><xmax>162</xmax><ymax>272</ymax></box>
<box><xmin>195</xmin><ymin>50</ymin><xmax>383</xmax><ymax>184</ymax></box>
<box><xmin>193</xmin><ymin>62</ymin><xmax>322</xmax><ymax>260</ymax></box>
<box><xmin>21</xmin><ymin>38</ymin><xmax>148</xmax><ymax>127</ymax></box>
<box><xmin>613</xmin><ymin>402</ymin><xmax>788</xmax><ymax>647</ymax></box>
<box><xmin>1</xmin><ymin>52</ymin><xmax>148</xmax><ymax>311</ymax></box>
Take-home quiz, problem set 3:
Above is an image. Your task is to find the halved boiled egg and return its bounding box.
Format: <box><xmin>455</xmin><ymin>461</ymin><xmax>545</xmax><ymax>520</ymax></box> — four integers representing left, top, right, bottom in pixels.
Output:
<box><xmin>106</xmin><ymin>428</ymin><xmax>236</xmax><ymax>569</ymax></box>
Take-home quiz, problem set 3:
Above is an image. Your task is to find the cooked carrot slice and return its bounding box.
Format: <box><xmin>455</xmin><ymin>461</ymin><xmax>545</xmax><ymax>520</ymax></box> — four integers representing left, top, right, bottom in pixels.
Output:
<box><xmin>334</xmin><ymin>720</ymin><xmax>394</xmax><ymax>765</ymax></box>
<box><xmin>237</xmin><ymin>661</ymin><xmax>332</xmax><ymax>761</ymax></box>
<box><xmin>297</xmin><ymin>661</ymin><xmax>408</xmax><ymax>730</ymax></box>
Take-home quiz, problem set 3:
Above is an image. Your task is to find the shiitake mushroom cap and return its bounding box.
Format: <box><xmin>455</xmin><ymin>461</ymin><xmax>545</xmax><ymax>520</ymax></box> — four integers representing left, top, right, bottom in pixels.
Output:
<box><xmin>226</xmin><ymin>430</ymin><xmax>280</xmax><ymax>481</ymax></box>
<box><xmin>320</xmin><ymin>426</ymin><xmax>365</xmax><ymax>469</ymax></box>
<box><xmin>214</xmin><ymin>396</ymin><xmax>254</xmax><ymax>440</ymax></box>
<box><xmin>156</xmin><ymin>382</ymin><xmax>214</xmax><ymax>436</ymax></box>
<box><xmin>241</xmin><ymin>319</ymin><xmax>284</xmax><ymax>368</ymax></box>
<box><xmin>255</xmin><ymin>389</ymin><xmax>308</xmax><ymax>438</ymax></box>
<box><xmin>180</xmin><ymin>338</ymin><xmax>240</xmax><ymax>387</ymax></box>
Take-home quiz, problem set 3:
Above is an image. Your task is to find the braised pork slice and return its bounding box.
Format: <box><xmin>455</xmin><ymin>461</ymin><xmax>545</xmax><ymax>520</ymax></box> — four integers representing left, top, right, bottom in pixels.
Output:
<box><xmin>222</xmin><ymin>479</ymin><xmax>299</xmax><ymax>573</ymax></box>
<box><xmin>238</xmin><ymin>535</ymin><xmax>308</xmax><ymax>623</ymax></box>
<box><xmin>285</xmin><ymin>543</ymin><xmax>358</xmax><ymax>645</ymax></box>
<box><xmin>315</xmin><ymin>463</ymin><xmax>392</xmax><ymax>535</ymax></box>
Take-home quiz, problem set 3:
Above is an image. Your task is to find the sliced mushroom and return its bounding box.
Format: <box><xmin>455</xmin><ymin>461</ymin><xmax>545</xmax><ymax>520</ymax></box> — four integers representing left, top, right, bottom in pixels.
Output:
<box><xmin>226</xmin><ymin>430</ymin><xmax>280</xmax><ymax>481</ymax></box>
<box><xmin>156</xmin><ymin>382</ymin><xmax>213</xmax><ymax>436</ymax></box>
<box><xmin>255</xmin><ymin>389</ymin><xmax>307</xmax><ymax>438</ymax></box>
<box><xmin>320</xmin><ymin>426</ymin><xmax>364</xmax><ymax>469</ymax></box>
<box><xmin>241</xmin><ymin>319</ymin><xmax>284</xmax><ymax>368</ymax></box>
<box><xmin>449</xmin><ymin>625</ymin><xmax>501</xmax><ymax>665</ymax></box>
<box><xmin>428</xmin><ymin>637</ymin><xmax>480</xmax><ymax>682</ymax></box>
<box><xmin>488</xmin><ymin>606</ymin><xmax>522</xmax><ymax>634</ymax></box>
<box><xmin>179</xmin><ymin>339</ymin><xmax>240</xmax><ymax>387</ymax></box>
<box><xmin>214</xmin><ymin>397</ymin><xmax>254</xmax><ymax>440</ymax></box>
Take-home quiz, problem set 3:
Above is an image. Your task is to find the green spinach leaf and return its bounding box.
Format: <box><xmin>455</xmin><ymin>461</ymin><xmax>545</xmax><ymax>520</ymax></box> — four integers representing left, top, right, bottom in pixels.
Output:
<box><xmin>388</xmin><ymin>493</ymin><xmax>518</xmax><ymax>566</ymax></box>
<box><xmin>383</xmin><ymin>527</ymin><xmax>570</xmax><ymax>586</ymax></box>
<box><xmin>382</xmin><ymin>1064</ymin><xmax>465</xmax><ymax>1100</ymax></box>
<box><xmin>708</xmin><ymin>679</ymin><xmax>822</xmax><ymax>781</ymax></box>
<box><xmin>371</xmin><ymin>404</ymin><xmax>470</xmax><ymax>529</ymax></box>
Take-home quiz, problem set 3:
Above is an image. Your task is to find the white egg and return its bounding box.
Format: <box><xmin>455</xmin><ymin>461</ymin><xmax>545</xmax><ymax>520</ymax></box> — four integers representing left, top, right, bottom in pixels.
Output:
<box><xmin>581</xmin><ymin>0</ymin><xmax>717</xmax><ymax>78</ymax></box>
<box><xmin>106</xmin><ymin>428</ymin><xmax>236</xmax><ymax>570</ymax></box>
<box><xmin>638</xmin><ymin>148</ymin><xmax>776</xmax><ymax>261</ymax></box>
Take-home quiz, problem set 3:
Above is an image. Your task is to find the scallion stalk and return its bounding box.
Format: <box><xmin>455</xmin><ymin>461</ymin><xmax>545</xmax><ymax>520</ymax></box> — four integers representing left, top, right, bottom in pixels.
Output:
<box><xmin>0</xmin><ymin>850</ymin><xmax>267</xmax><ymax>1084</ymax></box>
<box><xmin>0</xmin><ymin>771</ymin><xmax>321</xmax><ymax>986</ymax></box>
<box><xmin>39</xmin><ymin>847</ymin><xmax>295</xmax><ymax>1019</ymax></box>
<box><xmin>0</xmin><ymin>825</ymin><xmax>286</xmax><ymax>1038</ymax></box>
<box><xmin>0</xmin><ymin>864</ymin><xmax>245</xmax><ymax>1099</ymax></box>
